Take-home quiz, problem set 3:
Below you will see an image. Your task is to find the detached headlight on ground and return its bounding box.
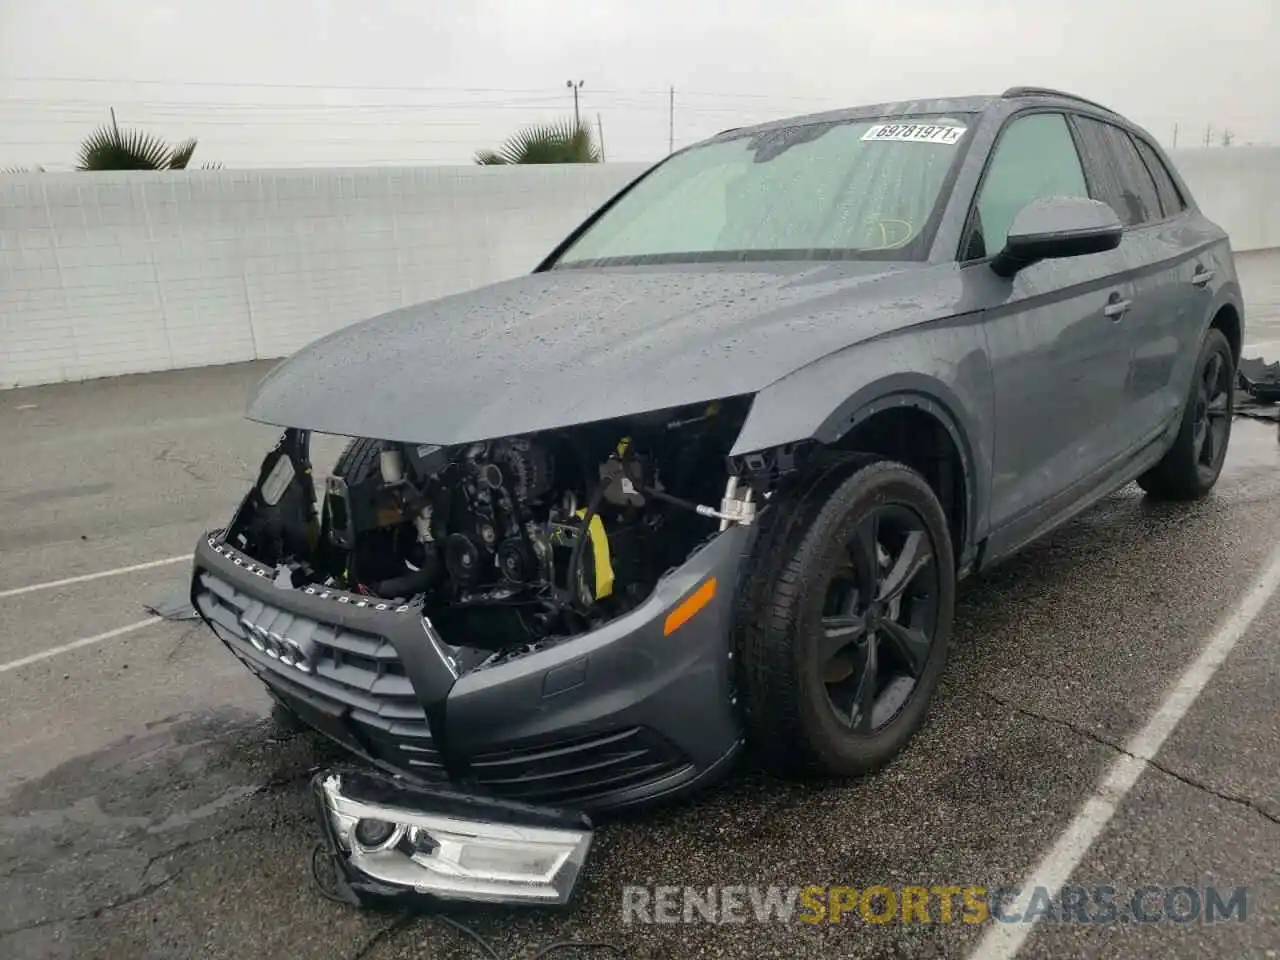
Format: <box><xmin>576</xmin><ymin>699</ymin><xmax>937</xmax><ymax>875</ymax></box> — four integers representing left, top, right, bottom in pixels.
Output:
<box><xmin>314</xmin><ymin>770</ymin><xmax>593</xmax><ymax>907</ymax></box>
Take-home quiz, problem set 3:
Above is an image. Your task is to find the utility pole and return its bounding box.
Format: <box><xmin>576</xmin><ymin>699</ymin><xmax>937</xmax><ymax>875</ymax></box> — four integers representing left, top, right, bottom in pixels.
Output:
<box><xmin>1221</xmin><ymin>128</ymin><xmax>1235</xmax><ymax>147</ymax></box>
<box><xmin>668</xmin><ymin>86</ymin><xmax>674</xmax><ymax>154</ymax></box>
<box><xmin>1172</xmin><ymin>123</ymin><xmax>1178</xmax><ymax>148</ymax></box>
<box><xmin>597</xmin><ymin>112</ymin><xmax>606</xmax><ymax>161</ymax></box>
<box><xmin>566</xmin><ymin>80</ymin><xmax>584</xmax><ymax>127</ymax></box>
<box><xmin>1203</xmin><ymin>124</ymin><xmax>1212</xmax><ymax>148</ymax></box>
<box><xmin>110</xmin><ymin>106</ymin><xmax>119</xmax><ymax>137</ymax></box>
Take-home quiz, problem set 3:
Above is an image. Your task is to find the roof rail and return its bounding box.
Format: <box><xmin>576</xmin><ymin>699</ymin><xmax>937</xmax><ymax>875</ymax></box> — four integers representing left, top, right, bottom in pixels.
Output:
<box><xmin>1001</xmin><ymin>86</ymin><xmax>1117</xmax><ymax>114</ymax></box>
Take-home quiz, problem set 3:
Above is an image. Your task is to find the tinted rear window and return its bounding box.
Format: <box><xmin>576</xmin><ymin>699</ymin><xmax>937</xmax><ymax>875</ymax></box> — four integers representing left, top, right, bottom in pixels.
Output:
<box><xmin>1132</xmin><ymin>136</ymin><xmax>1187</xmax><ymax>217</ymax></box>
<box><xmin>1072</xmin><ymin>115</ymin><xmax>1163</xmax><ymax>227</ymax></box>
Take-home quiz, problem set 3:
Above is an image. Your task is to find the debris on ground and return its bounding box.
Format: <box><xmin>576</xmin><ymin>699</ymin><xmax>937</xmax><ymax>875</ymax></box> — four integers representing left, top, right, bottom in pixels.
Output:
<box><xmin>1236</xmin><ymin>357</ymin><xmax>1280</xmax><ymax>430</ymax></box>
<box><xmin>1238</xmin><ymin>356</ymin><xmax>1280</xmax><ymax>404</ymax></box>
<box><xmin>144</xmin><ymin>590</ymin><xmax>198</xmax><ymax>621</ymax></box>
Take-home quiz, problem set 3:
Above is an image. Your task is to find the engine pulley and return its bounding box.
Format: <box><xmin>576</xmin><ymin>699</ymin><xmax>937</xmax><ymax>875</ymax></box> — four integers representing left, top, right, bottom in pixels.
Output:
<box><xmin>497</xmin><ymin>537</ymin><xmax>539</xmax><ymax>584</ymax></box>
<box><xmin>444</xmin><ymin>532</ymin><xmax>488</xmax><ymax>587</ymax></box>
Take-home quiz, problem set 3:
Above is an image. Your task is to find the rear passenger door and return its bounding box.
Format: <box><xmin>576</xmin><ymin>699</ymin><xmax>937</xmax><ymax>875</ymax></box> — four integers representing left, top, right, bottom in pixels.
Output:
<box><xmin>962</xmin><ymin>111</ymin><xmax>1136</xmax><ymax>541</ymax></box>
<box><xmin>1069</xmin><ymin>114</ymin><xmax>1205</xmax><ymax>450</ymax></box>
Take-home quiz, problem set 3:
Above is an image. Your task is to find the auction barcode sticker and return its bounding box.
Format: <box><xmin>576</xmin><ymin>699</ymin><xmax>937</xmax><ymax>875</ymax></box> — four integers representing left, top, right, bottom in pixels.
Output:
<box><xmin>861</xmin><ymin>123</ymin><xmax>966</xmax><ymax>144</ymax></box>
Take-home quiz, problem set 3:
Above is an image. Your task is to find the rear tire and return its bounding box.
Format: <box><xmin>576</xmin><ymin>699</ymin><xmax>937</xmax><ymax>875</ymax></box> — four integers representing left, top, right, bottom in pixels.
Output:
<box><xmin>734</xmin><ymin>454</ymin><xmax>955</xmax><ymax>778</ymax></box>
<box><xmin>1137</xmin><ymin>328</ymin><xmax>1234</xmax><ymax>501</ymax></box>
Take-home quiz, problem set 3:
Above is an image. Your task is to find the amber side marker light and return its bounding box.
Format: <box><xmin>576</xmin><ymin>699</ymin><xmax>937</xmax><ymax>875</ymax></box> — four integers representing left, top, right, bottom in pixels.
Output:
<box><xmin>663</xmin><ymin>577</ymin><xmax>717</xmax><ymax>636</ymax></box>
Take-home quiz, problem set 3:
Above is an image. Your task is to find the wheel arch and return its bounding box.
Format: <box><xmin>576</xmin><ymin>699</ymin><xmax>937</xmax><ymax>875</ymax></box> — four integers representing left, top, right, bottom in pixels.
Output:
<box><xmin>827</xmin><ymin>391</ymin><xmax>975</xmax><ymax>569</ymax></box>
<box><xmin>731</xmin><ymin>367</ymin><xmax>989</xmax><ymax>573</ymax></box>
<box><xmin>1209</xmin><ymin>299</ymin><xmax>1242</xmax><ymax>364</ymax></box>
<box><xmin>1199</xmin><ymin>265</ymin><xmax>1244</xmax><ymax>356</ymax></box>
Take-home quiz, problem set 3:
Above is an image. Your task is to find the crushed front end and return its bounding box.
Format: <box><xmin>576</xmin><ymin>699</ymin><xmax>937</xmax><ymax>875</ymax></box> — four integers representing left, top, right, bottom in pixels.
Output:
<box><xmin>191</xmin><ymin>402</ymin><xmax>765</xmax><ymax>902</ymax></box>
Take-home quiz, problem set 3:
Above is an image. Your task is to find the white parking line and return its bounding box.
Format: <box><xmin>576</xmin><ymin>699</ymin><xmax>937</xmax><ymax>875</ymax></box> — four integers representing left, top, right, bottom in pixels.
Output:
<box><xmin>969</xmin><ymin>540</ymin><xmax>1280</xmax><ymax>960</ymax></box>
<box><xmin>0</xmin><ymin>556</ymin><xmax>189</xmax><ymax>601</ymax></box>
<box><xmin>0</xmin><ymin>617</ymin><xmax>164</xmax><ymax>675</ymax></box>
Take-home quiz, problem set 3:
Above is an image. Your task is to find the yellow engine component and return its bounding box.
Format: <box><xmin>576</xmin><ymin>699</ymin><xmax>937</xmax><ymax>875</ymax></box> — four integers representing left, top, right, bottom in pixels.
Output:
<box><xmin>574</xmin><ymin>508</ymin><xmax>615</xmax><ymax>602</ymax></box>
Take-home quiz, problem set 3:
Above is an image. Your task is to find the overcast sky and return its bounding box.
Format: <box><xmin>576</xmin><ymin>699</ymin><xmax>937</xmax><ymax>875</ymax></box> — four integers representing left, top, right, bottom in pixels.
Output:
<box><xmin>1</xmin><ymin>0</ymin><xmax>1276</xmax><ymax>170</ymax></box>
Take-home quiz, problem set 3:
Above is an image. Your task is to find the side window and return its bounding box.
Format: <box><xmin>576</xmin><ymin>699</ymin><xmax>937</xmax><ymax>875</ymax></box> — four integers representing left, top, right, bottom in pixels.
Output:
<box><xmin>1072</xmin><ymin>116</ymin><xmax>1162</xmax><ymax>227</ymax></box>
<box><xmin>1132</xmin><ymin>136</ymin><xmax>1187</xmax><ymax>218</ymax></box>
<box><xmin>964</xmin><ymin>112</ymin><xmax>1089</xmax><ymax>260</ymax></box>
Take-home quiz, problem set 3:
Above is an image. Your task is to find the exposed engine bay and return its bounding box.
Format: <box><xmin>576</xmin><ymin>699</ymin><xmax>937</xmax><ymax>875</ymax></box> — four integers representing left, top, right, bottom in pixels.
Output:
<box><xmin>222</xmin><ymin>397</ymin><xmax>762</xmax><ymax>666</ymax></box>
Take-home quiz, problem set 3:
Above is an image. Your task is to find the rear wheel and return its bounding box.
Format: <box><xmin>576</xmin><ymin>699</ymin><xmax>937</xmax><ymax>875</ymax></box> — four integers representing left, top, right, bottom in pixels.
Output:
<box><xmin>1137</xmin><ymin>328</ymin><xmax>1234</xmax><ymax>500</ymax></box>
<box><xmin>735</xmin><ymin>455</ymin><xmax>955</xmax><ymax>777</ymax></box>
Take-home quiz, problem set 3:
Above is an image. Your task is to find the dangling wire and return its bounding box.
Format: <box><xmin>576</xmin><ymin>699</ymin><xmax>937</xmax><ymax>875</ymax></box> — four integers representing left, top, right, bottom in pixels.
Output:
<box><xmin>310</xmin><ymin>843</ymin><xmax>354</xmax><ymax>906</ymax></box>
<box><xmin>433</xmin><ymin>915</ymin><xmax>622</xmax><ymax>960</ymax></box>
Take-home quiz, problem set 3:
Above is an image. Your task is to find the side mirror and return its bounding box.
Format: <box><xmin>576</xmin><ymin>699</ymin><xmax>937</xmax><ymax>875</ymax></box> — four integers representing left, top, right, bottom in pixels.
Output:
<box><xmin>990</xmin><ymin>196</ymin><xmax>1122</xmax><ymax>278</ymax></box>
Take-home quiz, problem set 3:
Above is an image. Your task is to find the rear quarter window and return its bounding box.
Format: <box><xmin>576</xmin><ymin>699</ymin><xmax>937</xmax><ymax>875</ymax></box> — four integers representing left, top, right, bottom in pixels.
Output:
<box><xmin>1132</xmin><ymin>136</ymin><xmax>1187</xmax><ymax>218</ymax></box>
<box><xmin>1072</xmin><ymin>115</ymin><xmax>1163</xmax><ymax>227</ymax></box>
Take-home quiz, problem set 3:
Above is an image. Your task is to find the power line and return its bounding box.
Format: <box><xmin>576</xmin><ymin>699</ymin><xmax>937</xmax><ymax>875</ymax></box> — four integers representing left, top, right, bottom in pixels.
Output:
<box><xmin>0</xmin><ymin>100</ymin><xmax>830</xmax><ymax>125</ymax></box>
<box><xmin>0</xmin><ymin>74</ymin><xmax>856</xmax><ymax>103</ymax></box>
<box><xmin>1</xmin><ymin>75</ymin><xmax>597</xmax><ymax>94</ymax></box>
<box><xmin>127</xmin><ymin>93</ymin><xmax>820</xmax><ymax>109</ymax></box>
<box><xmin>0</xmin><ymin>95</ymin><xmax>575</xmax><ymax>112</ymax></box>
<box><xmin>9</xmin><ymin>74</ymin><xmax>1274</xmax><ymax>142</ymax></box>
<box><xmin>0</xmin><ymin>116</ymin><xmax>563</xmax><ymax>129</ymax></box>
<box><xmin>0</xmin><ymin>99</ymin><xmax>804</xmax><ymax>122</ymax></box>
<box><xmin>0</xmin><ymin>136</ymin><xmax>620</xmax><ymax>147</ymax></box>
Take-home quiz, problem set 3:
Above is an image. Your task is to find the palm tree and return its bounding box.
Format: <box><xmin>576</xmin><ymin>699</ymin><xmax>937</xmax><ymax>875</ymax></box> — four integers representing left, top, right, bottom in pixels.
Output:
<box><xmin>75</xmin><ymin>123</ymin><xmax>221</xmax><ymax>170</ymax></box>
<box><xmin>2</xmin><ymin>165</ymin><xmax>46</xmax><ymax>174</ymax></box>
<box><xmin>475</xmin><ymin>118</ymin><xmax>601</xmax><ymax>165</ymax></box>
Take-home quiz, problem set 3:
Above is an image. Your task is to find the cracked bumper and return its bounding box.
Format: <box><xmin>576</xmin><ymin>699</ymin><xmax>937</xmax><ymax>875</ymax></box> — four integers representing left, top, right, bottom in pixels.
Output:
<box><xmin>190</xmin><ymin>522</ymin><xmax>753</xmax><ymax>815</ymax></box>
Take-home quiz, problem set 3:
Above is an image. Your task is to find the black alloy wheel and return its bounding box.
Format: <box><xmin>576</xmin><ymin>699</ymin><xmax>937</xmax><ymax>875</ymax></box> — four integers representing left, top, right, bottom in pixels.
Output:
<box><xmin>1138</xmin><ymin>327</ymin><xmax>1234</xmax><ymax>500</ymax></box>
<box><xmin>818</xmin><ymin>503</ymin><xmax>941</xmax><ymax>735</ymax></box>
<box><xmin>735</xmin><ymin>455</ymin><xmax>956</xmax><ymax>778</ymax></box>
<box><xmin>1193</xmin><ymin>348</ymin><xmax>1232</xmax><ymax>476</ymax></box>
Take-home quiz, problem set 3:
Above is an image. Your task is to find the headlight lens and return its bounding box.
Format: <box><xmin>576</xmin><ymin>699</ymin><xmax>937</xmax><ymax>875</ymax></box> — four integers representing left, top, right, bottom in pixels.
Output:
<box><xmin>318</xmin><ymin>773</ymin><xmax>592</xmax><ymax>905</ymax></box>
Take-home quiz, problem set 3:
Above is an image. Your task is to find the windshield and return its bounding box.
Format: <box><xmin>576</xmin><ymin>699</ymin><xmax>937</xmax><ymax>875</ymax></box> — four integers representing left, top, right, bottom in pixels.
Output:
<box><xmin>552</xmin><ymin>114</ymin><xmax>974</xmax><ymax>267</ymax></box>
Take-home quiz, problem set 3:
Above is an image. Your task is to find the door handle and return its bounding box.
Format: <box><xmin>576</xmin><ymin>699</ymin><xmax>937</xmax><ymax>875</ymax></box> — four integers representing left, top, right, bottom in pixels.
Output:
<box><xmin>1191</xmin><ymin>266</ymin><xmax>1214</xmax><ymax>287</ymax></box>
<box><xmin>1104</xmin><ymin>298</ymin><xmax>1131</xmax><ymax>320</ymax></box>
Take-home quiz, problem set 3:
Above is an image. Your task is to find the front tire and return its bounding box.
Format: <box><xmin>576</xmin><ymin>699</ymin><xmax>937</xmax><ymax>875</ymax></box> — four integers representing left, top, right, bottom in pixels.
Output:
<box><xmin>334</xmin><ymin>436</ymin><xmax>389</xmax><ymax>485</ymax></box>
<box><xmin>735</xmin><ymin>455</ymin><xmax>955</xmax><ymax>778</ymax></box>
<box><xmin>1137</xmin><ymin>327</ymin><xmax>1235</xmax><ymax>501</ymax></box>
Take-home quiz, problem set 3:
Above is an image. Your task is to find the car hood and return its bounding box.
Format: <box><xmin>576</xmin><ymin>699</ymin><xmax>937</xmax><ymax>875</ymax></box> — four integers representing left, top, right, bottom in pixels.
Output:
<box><xmin>246</xmin><ymin>261</ymin><xmax>955</xmax><ymax>445</ymax></box>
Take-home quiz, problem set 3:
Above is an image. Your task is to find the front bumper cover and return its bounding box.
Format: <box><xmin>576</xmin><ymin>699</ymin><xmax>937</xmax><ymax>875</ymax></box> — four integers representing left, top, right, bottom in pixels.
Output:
<box><xmin>191</xmin><ymin>518</ymin><xmax>752</xmax><ymax>814</ymax></box>
<box><xmin>312</xmin><ymin>767</ymin><xmax>594</xmax><ymax>908</ymax></box>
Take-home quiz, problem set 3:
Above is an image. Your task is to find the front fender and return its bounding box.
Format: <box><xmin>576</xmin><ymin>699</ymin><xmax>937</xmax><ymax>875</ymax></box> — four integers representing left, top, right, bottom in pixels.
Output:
<box><xmin>729</xmin><ymin>317</ymin><xmax>995</xmax><ymax>543</ymax></box>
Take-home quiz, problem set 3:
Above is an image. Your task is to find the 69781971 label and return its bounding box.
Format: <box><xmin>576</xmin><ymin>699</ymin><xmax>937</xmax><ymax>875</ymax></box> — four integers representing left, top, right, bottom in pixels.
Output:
<box><xmin>861</xmin><ymin>122</ymin><xmax>966</xmax><ymax>144</ymax></box>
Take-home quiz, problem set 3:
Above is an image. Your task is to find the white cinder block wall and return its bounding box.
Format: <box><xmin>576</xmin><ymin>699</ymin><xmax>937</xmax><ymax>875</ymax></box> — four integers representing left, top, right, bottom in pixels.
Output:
<box><xmin>1</xmin><ymin>149</ymin><xmax>1277</xmax><ymax>389</ymax></box>
<box><xmin>0</xmin><ymin>164</ymin><xmax>649</xmax><ymax>388</ymax></box>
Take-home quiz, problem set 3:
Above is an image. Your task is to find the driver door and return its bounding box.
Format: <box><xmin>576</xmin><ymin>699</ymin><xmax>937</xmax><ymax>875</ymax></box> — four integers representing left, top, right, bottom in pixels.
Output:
<box><xmin>962</xmin><ymin>111</ymin><xmax>1135</xmax><ymax>546</ymax></box>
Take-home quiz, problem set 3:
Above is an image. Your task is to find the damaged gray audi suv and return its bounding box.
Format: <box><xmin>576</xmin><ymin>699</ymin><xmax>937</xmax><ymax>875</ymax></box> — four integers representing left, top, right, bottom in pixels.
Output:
<box><xmin>191</xmin><ymin>87</ymin><xmax>1243</xmax><ymax>905</ymax></box>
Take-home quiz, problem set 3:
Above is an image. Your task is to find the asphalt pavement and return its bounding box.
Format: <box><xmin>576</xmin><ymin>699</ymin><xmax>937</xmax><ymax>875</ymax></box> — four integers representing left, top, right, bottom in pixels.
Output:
<box><xmin>1</xmin><ymin>277</ymin><xmax>1278</xmax><ymax>960</ymax></box>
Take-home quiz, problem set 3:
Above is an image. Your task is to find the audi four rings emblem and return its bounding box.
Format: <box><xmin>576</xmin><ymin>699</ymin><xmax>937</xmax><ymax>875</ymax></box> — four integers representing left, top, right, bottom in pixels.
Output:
<box><xmin>239</xmin><ymin>612</ymin><xmax>314</xmax><ymax>673</ymax></box>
